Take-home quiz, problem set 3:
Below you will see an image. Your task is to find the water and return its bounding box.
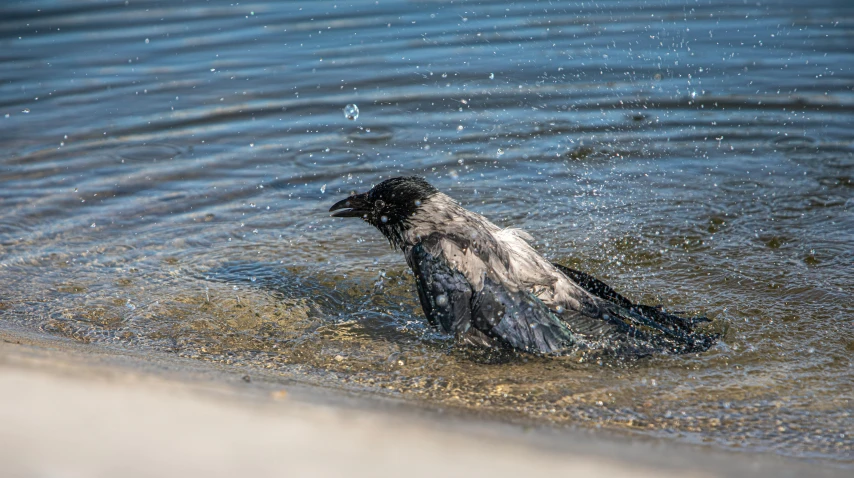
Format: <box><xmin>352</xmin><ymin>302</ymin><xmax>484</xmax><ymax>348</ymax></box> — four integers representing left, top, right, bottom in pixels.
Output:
<box><xmin>1</xmin><ymin>0</ymin><xmax>852</xmax><ymax>465</ymax></box>
<box><xmin>344</xmin><ymin>104</ymin><xmax>360</xmax><ymax>121</ymax></box>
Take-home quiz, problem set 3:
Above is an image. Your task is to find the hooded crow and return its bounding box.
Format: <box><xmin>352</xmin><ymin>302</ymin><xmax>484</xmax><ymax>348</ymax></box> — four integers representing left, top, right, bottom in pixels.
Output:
<box><xmin>330</xmin><ymin>176</ymin><xmax>717</xmax><ymax>356</ymax></box>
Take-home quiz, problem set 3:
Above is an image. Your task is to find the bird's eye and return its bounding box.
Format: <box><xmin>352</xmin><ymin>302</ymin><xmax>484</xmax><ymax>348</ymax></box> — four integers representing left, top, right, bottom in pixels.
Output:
<box><xmin>375</xmin><ymin>200</ymin><xmax>385</xmax><ymax>209</ymax></box>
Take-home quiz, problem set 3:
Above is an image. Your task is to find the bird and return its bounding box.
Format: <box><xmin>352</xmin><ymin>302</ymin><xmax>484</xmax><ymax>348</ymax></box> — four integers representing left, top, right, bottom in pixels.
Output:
<box><xmin>329</xmin><ymin>176</ymin><xmax>717</xmax><ymax>356</ymax></box>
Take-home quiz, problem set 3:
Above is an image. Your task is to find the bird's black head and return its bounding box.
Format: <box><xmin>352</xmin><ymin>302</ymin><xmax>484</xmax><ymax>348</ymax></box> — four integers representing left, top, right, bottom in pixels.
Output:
<box><xmin>329</xmin><ymin>176</ymin><xmax>438</xmax><ymax>246</ymax></box>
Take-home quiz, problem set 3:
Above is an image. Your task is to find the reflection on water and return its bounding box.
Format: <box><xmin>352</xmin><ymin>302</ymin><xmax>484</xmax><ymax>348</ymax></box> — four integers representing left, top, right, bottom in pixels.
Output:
<box><xmin>1</xmin><ymin>0</ymin><xmax>852</xmax><ymax>465</ymax></box>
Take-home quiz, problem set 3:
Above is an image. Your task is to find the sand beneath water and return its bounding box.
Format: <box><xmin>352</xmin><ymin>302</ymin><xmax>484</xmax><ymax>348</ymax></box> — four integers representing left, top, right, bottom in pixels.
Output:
<box><xmin>0</xmin><ymin>326</ymin><xmax>846</xmax><ymax>478</ymax></box>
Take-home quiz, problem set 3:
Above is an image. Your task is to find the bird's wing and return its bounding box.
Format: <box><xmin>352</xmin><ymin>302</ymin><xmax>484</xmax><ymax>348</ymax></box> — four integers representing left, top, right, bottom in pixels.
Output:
<box><xmin>407</xmin><ymin>241</ymin><xmax>472</xmax><ymax>333</ymax></box>
<box><xmin>470</xmin><ymin>275</ymin><xmax>576</xmax><ymax>353</ymax></box>
<box><xmin>406</xmin><ymin>238</ymin><xmax>574</xmax><ymax>354</ymax></box>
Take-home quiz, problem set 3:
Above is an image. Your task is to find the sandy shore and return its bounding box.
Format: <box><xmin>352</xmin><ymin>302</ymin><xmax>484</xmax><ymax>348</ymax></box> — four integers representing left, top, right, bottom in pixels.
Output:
<box><xmin>0</xmin><ymin>326</ymin><xmax>846</xmax><ymax>478</ymax></box>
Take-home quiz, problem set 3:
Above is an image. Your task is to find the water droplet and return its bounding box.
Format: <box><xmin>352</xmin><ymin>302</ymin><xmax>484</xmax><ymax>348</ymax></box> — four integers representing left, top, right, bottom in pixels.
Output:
<box><xmin>489</xmin><ymin>73</ymin><xmax>495</xmax><ymax>80</ymax></box>
<box><xmin>555</xmin><ymin>305</ymin><xmax>564</xmax><ymax>313</ymax></box>
<box><xmin>21</xmin><ymin>109</ymin><xmax>30</xmax><ymax>114</ymax></box>
<box><xmin>343</xmin><ymin>104</ymin><xmax>359</xmax><ymax>120</ymax></box>
<box><xmin>144</xmin><ymin>38</ymin><xmax>149</xmax><ymax>44</ymax></box>
<box><xmin>456</xmin><ymin>125</ymin><xmax>464</xmax><ymax>131</ymax></box>
<box><xmin>414</xmin><ymin>200</ymin><xmax>422</xmax><ymax>206</ymax></box>
<box><xmin>90</xmin><ymin>223</ymin><xmax>96</xmax><ymax>228</ymax></box>
<box><xmin>320</xmin><ymin>184</ymin><xmax>327</xmax><ymax>193</ymax></box>
<box><xmin>435</xmin><ymin>294</ymin><xmax>448</xmax><ymax>306</ymax></box>
<box><xmin>497</xmin><ymin>148</ymin><xmax>504</xmax><ymax>157</ymax></box>
<box><xmin>250</xmin><ymin>276</ymin><xmax>257</xmax><ymax>282</ymax></box>
<box><xmin>380</xmin><ymin>215</ymin><xmax>388</xmax><ymax>223</ymax></box>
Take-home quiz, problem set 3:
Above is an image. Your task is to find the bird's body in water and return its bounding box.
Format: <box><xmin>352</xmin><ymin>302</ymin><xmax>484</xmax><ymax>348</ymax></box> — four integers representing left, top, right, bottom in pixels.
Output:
<box><xmin>330</xmin><ymin>177</ymin><xmax>717</xmax><ymax>356</ymax></box>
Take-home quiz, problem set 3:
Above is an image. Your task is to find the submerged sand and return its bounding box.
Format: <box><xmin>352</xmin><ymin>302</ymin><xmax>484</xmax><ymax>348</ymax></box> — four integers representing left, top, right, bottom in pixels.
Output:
<box><xmin>0</xmin><ymin>327</ymin><xmax>846</xmax><ymax>478</ymax></box>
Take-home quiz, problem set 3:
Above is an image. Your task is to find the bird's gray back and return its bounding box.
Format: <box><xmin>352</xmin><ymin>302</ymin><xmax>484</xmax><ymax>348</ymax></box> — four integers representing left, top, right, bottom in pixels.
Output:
<box><xmin>403</xmin><ymin>193</ymin><xmax>594</xmax><ymax>313</ymax></box>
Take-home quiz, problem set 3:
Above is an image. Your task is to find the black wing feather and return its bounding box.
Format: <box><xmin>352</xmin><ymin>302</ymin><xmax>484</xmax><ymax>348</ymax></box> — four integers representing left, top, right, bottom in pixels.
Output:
<box><xmin>408</xmin><ymin>243</ymin><xmax>472</xmax><ymax>333</ymax></box>
<box><xmin>407</xmin><ymin>241</ymin><xmax>574</xmax><ymax>354</ymax></box>
<box><xmin>471</xmin><ymin>277</ymin><xmax>575</xmax><ymax>354</ymax></box>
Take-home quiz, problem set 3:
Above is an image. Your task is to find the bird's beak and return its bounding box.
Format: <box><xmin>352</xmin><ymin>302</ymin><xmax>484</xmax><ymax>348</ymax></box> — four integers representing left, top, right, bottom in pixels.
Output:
<box><xmin>329</xmin><ymin>193</ymin><xmax>371</xmax><ymax>218</ymax></box>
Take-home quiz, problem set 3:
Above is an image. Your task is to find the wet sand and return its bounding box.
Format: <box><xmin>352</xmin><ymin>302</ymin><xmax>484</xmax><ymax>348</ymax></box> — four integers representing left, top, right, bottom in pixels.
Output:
<box><xmin>0</xmin><ymin>326</ymin><xmax>846</xmax><ymax>478</ymax></box>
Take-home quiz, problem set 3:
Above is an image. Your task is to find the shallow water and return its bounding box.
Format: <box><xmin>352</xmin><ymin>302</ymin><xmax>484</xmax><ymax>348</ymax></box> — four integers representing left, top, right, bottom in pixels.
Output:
<box><xmin>1</xmin><ymin>0</ymin><xmax>852</xmax><ymax>465</ymax></box>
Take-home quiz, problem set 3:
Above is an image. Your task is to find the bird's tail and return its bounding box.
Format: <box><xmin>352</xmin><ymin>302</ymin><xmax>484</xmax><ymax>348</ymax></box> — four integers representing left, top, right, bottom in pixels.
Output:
<box><xmin>553</xmin><ymin>264</ymin><xmax>718</xmax><ymax>354</ymax></box>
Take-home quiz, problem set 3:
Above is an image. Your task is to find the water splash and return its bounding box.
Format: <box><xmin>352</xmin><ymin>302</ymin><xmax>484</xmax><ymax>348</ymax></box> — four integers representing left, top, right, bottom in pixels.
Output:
<box><xmin>343</xmin><ymin>104</ymin><xmax>359</xmax><ymax>121</ymax></box>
